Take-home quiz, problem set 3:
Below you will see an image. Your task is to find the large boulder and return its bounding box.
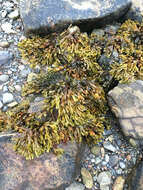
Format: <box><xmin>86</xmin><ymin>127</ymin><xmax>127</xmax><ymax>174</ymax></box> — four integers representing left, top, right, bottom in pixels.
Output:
<box><xmin>20</xmin><ymin>0</ymin><xmax>131</xmax><ymax>36</ymax></box>
<box><xmin>126</xmin><ymin>160</ymin><xmax>143</xmax><ymax>190</ymax></box>
<box><xmin>107</xmin><ymin>80</ymin><xmax>143</xmax><ymax>146</ymax></box>
<box><xmin>0</xmin><ymin>132</ymin><xmax>87</xmax><ymax>190</ymax></box>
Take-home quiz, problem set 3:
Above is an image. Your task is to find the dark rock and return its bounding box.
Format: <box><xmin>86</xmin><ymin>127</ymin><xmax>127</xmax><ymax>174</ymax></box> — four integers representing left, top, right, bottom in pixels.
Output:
<box><xmin>124</xmin><ymin>0</ymin><xmax>143</xmax><ymax>22</ymax></box>
<box><xmin>126</xmin><ymin>160</ymin><xmax>143</xmax><ymax>190</ymax></box>
<box><xmin>0</xmin><ymin>132</ymin><xmax>86</xmax><ymax>190</ymax></box>
<box><xmin>20</xmin><ymin>0</ymin><xmax>131</xmax><ymax>36</ymax></box>
<box><xmin>0</xmin><ymin>51</ymin><xmax>13</xmax><ymax>67</ymax></box>
<box><xmin>107</xmin><ymin>80</ymin><xmax>143</xmax><ymax>146</ymax></box>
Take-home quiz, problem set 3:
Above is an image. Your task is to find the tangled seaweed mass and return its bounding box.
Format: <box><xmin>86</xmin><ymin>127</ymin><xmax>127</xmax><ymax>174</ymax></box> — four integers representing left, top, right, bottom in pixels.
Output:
<box><xmin>0</xmin><ymin>19</ymin><xmax>143</xmax><ymax>159</ymax></box>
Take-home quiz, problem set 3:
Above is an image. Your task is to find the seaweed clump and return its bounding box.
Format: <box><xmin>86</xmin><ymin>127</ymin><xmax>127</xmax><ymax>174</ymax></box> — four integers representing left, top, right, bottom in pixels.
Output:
<box><xmin>7</xmin><ymin>26</ymin><xmax>109</xmax><ymax>160</ymax></box>
<box><xmin>0</xmin><ymin>19</ymin><xmax>143</xmax><ymax>160</ymax></box>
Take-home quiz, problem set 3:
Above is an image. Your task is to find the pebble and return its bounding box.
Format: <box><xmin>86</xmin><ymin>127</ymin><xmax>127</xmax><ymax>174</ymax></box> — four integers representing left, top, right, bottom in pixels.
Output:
<box><xmin>109</xmin><ymin>155</ymin><xmax>119</xmax><ymax>167</ymax></box>
<box><xmin>0</xmin><ymin>41</ymin><xmax>9</xmax><ymax>48</ymax></box>
<box><xmin>0</xmin><ymin>75</ymin><xmax>9</xmax><ymax>82</ymax></box>
<box><xmin>3</xmin><ymin>93</ymin><xmax>14</xmax><ymax>104</ymax></box>
<box><xmin>8</xmin><ymin>9</ymin><xmax>19</xmax><ymax>19</ymax></box>
<box><xmin>0</xmin><ymin>51</ymin><xmax>13</xmax><ymax>66</ymax></box>
<box><xmin>103</xmin><ymin>142</ymin><xmax>116</xmax><ymax>152</ymax></box>
<box><xmin>97</xmin><ymin>171</ymin><xmax>112</xmax><ymax>186</ymax></box>
<box><xmin>0</xmin><ymin>101</ymin><xmax>3</xmax><ymax>109</ymax></box>
<box><xmin>81</xmin><ymin>168</ymin><xmax>93</xmax><ymax>189</ymax></box>
<box><xmin>91</xmin><ymin>146</ymin><xmax>101</xmax><ymax>156</ymax></box>
<box><xmin>119</xmin><ymin>161</ymin><xmax>126</xmax><ymax>169</ymax></box>
<box><xmin>1</xmin><ymin>22</ymin><xmax>15</xmax><ymax>34</ymax></box>
<box><xmin>7</xmin><ymin>101</ymin><xmax>18</xmax><ymax>108</ymax></box>
<box><xmin>14</xmin><ymin>85</ymin><xmax>21</xmax><ymax>92</ymax></box>
<box><xmin>65</xmin><ymin>182</ymin><xmax>85</xmax><ymax>190</ymax></box>
<box><xmin>113</xmin><ymin>176</ymin><xmax>125</xmax><ymax>190</ymax></box>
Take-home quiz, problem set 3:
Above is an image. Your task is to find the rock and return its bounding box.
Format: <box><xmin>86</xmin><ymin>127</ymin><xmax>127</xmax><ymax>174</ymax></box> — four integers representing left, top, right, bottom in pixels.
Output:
<box><xmin>0</xmin><ymin>75</ymin><xmax>9</xmax><ymax>83</ymax></box>
<box><xmin>91</xmin><ymin>146</ymin><xmax>101</xmax><ymax>156</ymax></box>
<box><xmin>7</xmin><ymin>101</ymin><xmax>18</xmax><ymax>108</ymax></box>
<box><xmin>3</xmin><ymin>93</ymin><xmax>14</xmax><ymax>104</ymax></box>
<box><xmin>0</xmin><ymin>41</ymin><xmax>9</xmax><ymax>48</ymax></box>
<box><xmin>108</xmin><ymin>80</ymin><xmax>143</xmax><ymax>145</ymax></box>
<box><xmin>0</xmin><ymin>101</ymin><xmax>3</xmax><ymax>109</ymax></box>
<box><xmin>124</xmin><ymin>0</ymin><xmax>143</xmax><ymax>22</ymax></box>
<box><xmin>97</xmin><ymin>171</ymin><xmax>112</xmax><ymax>187</ymax></box>
<box><xmin>0</xmin><ymin>51</ymin><xmax>13</xmax><ymax>67</ymax></box>
<box><xmin>8</xmin><ymin>9</ymin><xmax>19</xmax><ymax>19</ymax></box>
<box><xmin>81</xmin><ymin>168</ymin><xmax>93</xmax><ymax>189</ymax></box>
<box><xmin>103</xmin><ymin>142</ymin><xmax>116</xmax><ymax>152</ymax></box>
<box><xmin>20</xmin><ymin>0</ymin><xmax>131</xmax><ymax>35</ymax></box>
<box><xmin>20</xmin><ymin>69</ymin><xmax>30</xmax><ymax>78</ymax></box>
<box><xmin>113</xmin><ymin>176</ymin><xmax>125</xmax><ymax>190</ymax></box>
<box><xmin>0</xmin><ymin>133</ymin><xmax>86</xmax><ymax>190</ymax></box>
<box><xmin>126</xmin><ymin>160</ymin><xmax>143</xmax><ymax>190</ymax></box>
<box><xmin>14</xmin><ymin>85</ymin><xmax>22</xmax><ymax>92</ymax></box>
<box><xmin>65</xmin><ymin>182</ymin><xmax>85</xmax><ymax>190</ymax></box>
<box><xmin>1</xmin><ymin>22</ymin><xmax>16</xmax><ymax>34</ymax></box>
<box><xmin>95</xmin><ymin>157</ymin><xmax>102</xmax><ymax>165</ymax></box>
<box><xmin>100</xmin><ymin>186</ymin><xmax>110</xmax><ymax>190</ymax></box>
<box><xmin>109</xmin><ymin>155</ymin><xmax>119</xmax><ymax>167</ymax></box>
<box><xmin>119</xmin><ymin>161</ymin><xmax>126</xmax><ymax>169</ymax></box>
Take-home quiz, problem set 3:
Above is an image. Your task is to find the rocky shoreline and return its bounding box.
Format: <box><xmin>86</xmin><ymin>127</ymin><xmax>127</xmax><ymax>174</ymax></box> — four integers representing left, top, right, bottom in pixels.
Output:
<box><xmin>0</xmin><ymin>0</ymin><xmax>143</xmax><ymax>190</ymax></box>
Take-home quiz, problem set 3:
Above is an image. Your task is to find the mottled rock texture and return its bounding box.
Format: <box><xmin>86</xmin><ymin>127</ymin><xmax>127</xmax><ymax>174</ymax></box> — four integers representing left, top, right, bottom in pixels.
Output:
<box><xmin>108</xmin><ymin>80</ymin><xmax>143</xmax><ymax>145</ymax></box>
<box><xmin>0</xmin><ymin>133</ymin><xmax>86</xmax><ymax>190</ymax></box>
<box><xmin>127</xmin><ymin>160</ymin><xmax>143</xmax><ymax>190</ymax></box>
<box><xmin>20</xmin><ymin>0</ymin><xmax>131</xmax><ymax>35</ymax></box>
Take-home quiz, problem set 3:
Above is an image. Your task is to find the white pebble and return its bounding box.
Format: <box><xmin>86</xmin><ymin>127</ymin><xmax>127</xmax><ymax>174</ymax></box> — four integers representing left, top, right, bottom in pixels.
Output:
<box><xmin>3</xmin><ymin>93</ymin><xmax>14</xmax><ymax>104</ymax></box>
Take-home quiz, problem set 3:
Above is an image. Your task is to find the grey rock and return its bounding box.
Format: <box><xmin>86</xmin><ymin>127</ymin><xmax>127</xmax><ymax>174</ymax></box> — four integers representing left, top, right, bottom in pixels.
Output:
<box><xmin>126</xmin><ymin>160</ymin><xmax>143</xmax><ymax>190</ymax></box>
<box><xmin>95</xmin><ymin>157</ymin><xmax>102</xmax><ymax>165</ymax></box>
<box><xmin>2</xmin><ymin>85</ymin><xmax>8</xmax><ymax>92</ymax></box>
<box><xmin>119</xmin><ymin>161</ymin><xmax>126</xmax><ymax>169</ymax></box>
<box><xmin>8</xmin><ymin>9</ymin><xmax>19</xmax><ymax>19</ymax></box>
<box><xmin>108</xmin><ymin>80</ymin><xmax>143</xmax><ymax>145</ymax></box>
<box><xmin>97</xmin><ymin>171</ymin><xmax>112</xmax><ymax>186</ymax></box>
<box><xmin>20</xmin><ymin>0</ymin><xmax>131</xmax><ymax>35</ymax></box>
<box><xmin>3</xmin><ymin>93</ymin><xmax>14</xmax><ymax>104</ymax></box>
<box><xmin>0</xmin><ymin>41</ymin><xmax>9</xmax><ymax>48</ymax></box>
<box><xmin>0</xmin><ymin>101</ymin><xmax>3</xmax><ymax>109</ymax></box>
<box><xmin>0</xmin><ymin>51</ymin><xmax>13</xmax><ymax>67</ymax></box>
<box><xmin>0</xmin><ymin>75</ymin><xmax>9</xmax><ymax>83</ymax></box>
<box><xmin>0</xmin><ymin>133</ymin><xmax>87</xmax><ymax>190</ymax></box>
<box><xmin>109</xmin><ymin>155</ymin><xmax>119</xmax><ymax>167</ymax></box>
<box><xmin>103</xmin><ymin>142</ymin><xmax>116</xmax><ymax>152</ymax></box>
<box><xmin>20</xmin><ymin>69</ymin><xmax>30</xmax><ymax>78</ymax></box>
<box><xmin>65</xmin><ymin>182</ymin><xmax>85</xmax><ymax>190</ymax></box>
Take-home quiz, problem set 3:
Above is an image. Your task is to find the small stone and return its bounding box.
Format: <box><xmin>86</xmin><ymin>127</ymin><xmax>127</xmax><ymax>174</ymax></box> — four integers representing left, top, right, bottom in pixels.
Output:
<box><xmin>7</xmin><ymin>101</ymin><xmax>18</xmax><ymax>108</ymax></box>
<box><xmin>129</xmin><ymin>138</ymin><xmax>138</xmax><ymax>147</ymax></box>
<box><xmin>91</xmin><ymin>146</ymin><xmax>101</xmax><ymax>156</ymax></box>
<box><xmin>3</xmin><ymin>85</ymin><xmax>8</xmax><ymax>92</ymax></box>
<box><xmin>18</xmin><ymin>65</ymin><xmax>25</xmax><ymax>70</ymax></box>
<box><xmin>0</xmin><ymin>101</ymin><xmax>3</xmax><ymax>109</ymax></box>
<box><xmin>109</xmin><ymin>155</ymin><xmax>119</xmax><ymax>167</ymax></box>
<box><xmin>105</xmin><ymin>154</ymin><xmax>109</xmax><ymax>163</ymax></box>
<box><xmin>100</xmin><ymin>185</ymin><xmax>110</xmax><ymax>190</ymax></box>
<box><xmin>97</xmin><ymin>171</ymin><xmax>112</xmax><ymax>186</ymax></box>
<box><xmin>8</xmin><ymin>86</ymin><xmax>15</xmax><ymax>93</ymax></box>
<box><xmin>113</xmin><ymin>176</ymin><xmax>125</xmax><ymax>190</ymax></box>
<box><xmin>65</xmin><ymin>182</ymin><xmax>85</xmax><ymax>190</ymax></box>
<box><xmin>1</xmin><ymin>10</ymin><xmax>7</xmax><ymax>18</ymax></box>
<box><xmin>3</xmin><ymin>93</ymin><xmax>14</xmax><ymax>104</ymax></box>
<box><xmin>14</xmin><ymin>85</ymin><xmax>21</xmax><ymax>92</ymax></box>
<box><xmin>0</xmin><ymin>41</ymin><xmax>9</xmax><ymax>48</ymax></box>
<box><xmin>92</xmin><ymin>29</ymin><xmax>105</xmax><ymax>37</ymax></box>
<box><xmin>119</xmin><ymin>161</ymin><xmax>126</xmax><ymax>169</ymax></box>
<box><xmin>20</xmin><ymin>69</ymin><xmax>30</xmax><ymax>78</ymax></box>
<box><xmin>0</xmin><ymin>75</ymin><xmax>9</xmax><ymax>82</ymax></box>
<box><xmin>95</xmin><ymin>157</ymin><xmax>102</xmax><ymax>165</ymax></box>
<box><xmin>1</xmin><ymin>22</ymin><xmax>16</xmax><ymax>34</ymax></box>
<box><xmin>103</xmin><ymin>142</ymin><xmax>116</xmax><ymax>152</ymax></box>
<box><xmin>81</xmin><ymin>168</ymin><xmax>93</xmax><ymax>189</ymax></box>
<box><xmin>8</xmin><ymin>9</ymin><xmax>19</xmax><ymax>19</ymax></box>
<box><xmin>116</xmin><ymin>169</ymin><xmax>122</xmax><ymax>175</ymax></box>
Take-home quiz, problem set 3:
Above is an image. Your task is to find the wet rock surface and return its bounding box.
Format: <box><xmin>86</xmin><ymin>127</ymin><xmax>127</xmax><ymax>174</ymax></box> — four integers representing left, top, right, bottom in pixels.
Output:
<box><xmin>108</xmin><ymin>80</ymin><xmax>143</xmax><ymax>145</ymax></box>
<box><xmin>20</xmin><ymin>0</ymin><xmax>131</xmax><ymax>35</ymax></box>
<box><xmin>0</xmin><ymin>133</ymin><xmax>86</xmax><ymax>190</ymax></box>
